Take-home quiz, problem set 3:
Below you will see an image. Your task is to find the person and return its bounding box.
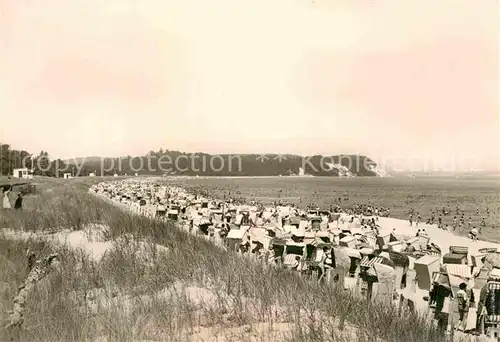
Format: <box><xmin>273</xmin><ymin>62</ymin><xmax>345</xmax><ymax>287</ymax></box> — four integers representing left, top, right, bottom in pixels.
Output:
<box><xmin>239</xmin><ymin>242</ymin><xmax>249</xmax><ymax>255</ymax></box>
<box><xmin>27</xmin><ymin>249</ymin><xmax>36</xmax><ymax>273</ymax></box>
<box><xmin>2</xmin><ymin>186</ymin><xmax>12</xmax><ymax>209</ymax></box>
<box><xmin>291</xmin><ymin>256</ymin><xmax>301</xmax><ymax>271</ymax></box>
<box><xmin>318</xmin><ymin>247</ymin><xmax>331</xmax><ymax>283</ymax></box>
<box><xmin>456</xmin><ymin>282</ymin><xmax>469</xmax><ymax>331</ymax></box>
<box><xmin>475</xmin><ymin>281</ymin><xmax>489</xmax><ymax>335</ymax></box>
<box><xmin>433</xmin><ymin>283</ymin><xmax>452</xmax><ymax>334</ymax></box>
<box><xmin>266</xmin><ymin>246</ymin><xmax>276</xmax><ymax>265</ymax></box>
<box><xmin>14</xmin><ymin>193</ymin><xmax>23</xmax><ymax>210</ymax></box>
<box><xmin>469</xmin><ymin>227</ymin><xmax>478</xmax><ymax>242</ymax></box>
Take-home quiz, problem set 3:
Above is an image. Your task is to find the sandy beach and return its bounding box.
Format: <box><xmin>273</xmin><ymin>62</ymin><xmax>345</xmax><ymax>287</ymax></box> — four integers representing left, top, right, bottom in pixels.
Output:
<box><xmin>375</xmin><ymin>217</ymin><xmax>499</xmax><ymax>257</ymax></box>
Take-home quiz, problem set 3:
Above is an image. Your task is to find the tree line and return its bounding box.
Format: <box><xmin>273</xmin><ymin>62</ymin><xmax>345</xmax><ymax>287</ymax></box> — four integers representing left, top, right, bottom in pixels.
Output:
<box><xmin>70</xmin><ymin>150</ymin><xmax>379</xmax><ymax>177</ymax></box>
<box><xmin>0</xmin><ymin>143</ymin><xmax>75</xmax><ymax>177</ymax></box>
<box><xmin>0</xmin><ymin>144</ymin><xmax>379</xmax><ymax>178</ymax></box>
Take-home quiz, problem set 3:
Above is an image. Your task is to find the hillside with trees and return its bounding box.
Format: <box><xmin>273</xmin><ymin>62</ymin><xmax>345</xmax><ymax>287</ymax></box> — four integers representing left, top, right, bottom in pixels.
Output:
<box><xmin>1</xmin><ymin>144</ymin><xmax>379</xmax><ymax>177</ymax></box>
<box><xmin>69</xmin><ymin>150</ymin><xmax>379</xmax><ymax>177</ymax></box>
<box><xmin>0</xmin><ymin>143</ymin><xmax>73</xmax><ymax>177</ymax></box>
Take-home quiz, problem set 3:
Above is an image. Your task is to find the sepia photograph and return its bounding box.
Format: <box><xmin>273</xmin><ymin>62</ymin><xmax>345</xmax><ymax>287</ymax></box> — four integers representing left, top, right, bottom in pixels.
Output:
<box><xmin>0</xmin><ymin>0</ymin><xmax>499</xmax><ymax>341</ymax></box>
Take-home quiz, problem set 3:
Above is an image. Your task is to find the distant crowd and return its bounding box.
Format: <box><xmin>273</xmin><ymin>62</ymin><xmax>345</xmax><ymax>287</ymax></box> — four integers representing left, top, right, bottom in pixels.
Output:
<box><xmin>406</xmin><ymin>206</ymin><xmax>496</xmax><ymax>242</ymax></box>
<box><xmin>215</xmin><ymin>189</ymin><xmax>497</xmax><ymax>243</ymax></box>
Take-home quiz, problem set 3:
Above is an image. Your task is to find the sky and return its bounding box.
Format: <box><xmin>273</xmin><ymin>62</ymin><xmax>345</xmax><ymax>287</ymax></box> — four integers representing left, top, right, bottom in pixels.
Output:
<box><xmin>0</xmin><ymin>0</ymin><xmax>498</xmax><ymax>171</ymax></box>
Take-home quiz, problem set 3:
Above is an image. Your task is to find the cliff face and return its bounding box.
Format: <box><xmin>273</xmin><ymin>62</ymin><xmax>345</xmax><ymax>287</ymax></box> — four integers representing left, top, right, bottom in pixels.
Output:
<box><xmin>67</xmin><ymin>152</ymin><xmax>381</xmax><ymax>177</ymax></box>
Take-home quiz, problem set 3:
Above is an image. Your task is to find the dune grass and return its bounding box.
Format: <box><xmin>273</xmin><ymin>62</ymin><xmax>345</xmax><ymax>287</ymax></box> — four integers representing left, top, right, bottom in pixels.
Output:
<box><xmin>0</xmin><ymin>177</ymin><xmax>444</xmax><ymax>341</ymax></box>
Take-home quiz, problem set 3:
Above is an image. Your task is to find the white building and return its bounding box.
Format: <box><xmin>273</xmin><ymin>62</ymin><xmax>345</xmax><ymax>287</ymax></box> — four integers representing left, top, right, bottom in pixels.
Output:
<box><xmin>12</xmin><ymin>168</ymin><xmax>33</xmax><ymax>179</ymax></box>
<box><xmin>89</xmin><ymin>172</ymin><xmax>96</xmax><ymax>177</ymax></box>
<box><xmin>324</xmin><ymin>163</ymin><xmax>355</xmax><ymax>178</ymax></box>
<box><xmin>63</xmin><ymin>173</ymin><xmax>73</xmax><ymax>179</ymax></box>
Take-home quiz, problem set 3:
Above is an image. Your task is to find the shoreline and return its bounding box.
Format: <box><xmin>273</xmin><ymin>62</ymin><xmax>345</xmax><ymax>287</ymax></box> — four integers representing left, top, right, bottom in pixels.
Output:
<box><xmin>97</xmin><ymin>178</ymin><xmax>500</xmax><ymax>256</ymax></box>
<box><xmin>375</xmin><ymin>217</ymin><xmax>499</xmax><ymax>257</ymax></box>
<box><xmin>168</xmin><ymin>177</ymin><xmax>499</xmax><ymax>245</ymax></box>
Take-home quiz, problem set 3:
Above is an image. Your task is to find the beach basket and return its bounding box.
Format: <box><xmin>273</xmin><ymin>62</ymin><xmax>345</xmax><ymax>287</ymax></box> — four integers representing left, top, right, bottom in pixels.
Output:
<box><xmin>414</xmin><ymin>255</ymin><xmax>441</xmax><ymax>291</ymax></box>
<box><xmin>486</xmin><ymin>282</ymin><xmax>500</xmax><ymax>323</ymax></box>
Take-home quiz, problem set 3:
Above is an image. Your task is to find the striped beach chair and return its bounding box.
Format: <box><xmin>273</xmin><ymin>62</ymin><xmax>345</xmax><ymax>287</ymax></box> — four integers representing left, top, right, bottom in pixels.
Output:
<box><xmin>486</xmin><ymin>282</ymin><xmax>500</xmax><ymax>323</ymax></box>
<box><xmin>284</xmin><ymin>254</ymin><xmax>303</xmax><ymax>270</ymax></box>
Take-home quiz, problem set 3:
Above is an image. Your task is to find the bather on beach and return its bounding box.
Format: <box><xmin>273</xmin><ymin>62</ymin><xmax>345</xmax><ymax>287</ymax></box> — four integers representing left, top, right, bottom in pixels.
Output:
<box><xmin>2</xmin><ymin>186</ymin><xmax>12</xmax><ymax>209</ymax></box>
